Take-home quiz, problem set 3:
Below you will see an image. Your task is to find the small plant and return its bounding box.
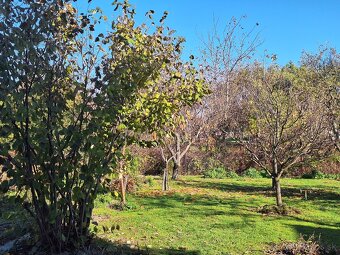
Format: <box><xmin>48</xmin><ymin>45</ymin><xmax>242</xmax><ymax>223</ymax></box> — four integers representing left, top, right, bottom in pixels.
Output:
<box><xmin>191</xmin><ymin>159</ymin><xmax>204</xmax><ymax>173</ymax></box>
<box><xmin>302</xmin><ymin>169</ymin><xmax>339</xmax><ymax>180</ymax></box>
<box><xmin>326</xmin><ymin>173</ymin><xmax>340</xmax><ymax>180</ymax></box>
<box><xmin>94</xmin><ymin>193</ymin><xmax>115</xmax><ymax>208</ymax></box>
<box><xmin>125</xmin><ymin>154</ymin><xmax>142</xmax><ymax>177</ymax></box>
<box><xmin>145</xmin><ymin>176</ymin><xmax>155</xmax><ymax>187</ymax></box>
<box><xmin>202</xmin><ymin>158</ymin><xmax>228</xmax><ymax>179</ymax></box>
<box><xmin>225</xmin><ymin>170</ymin><xmax>239</xmax><ymax>178</ymax></box>
<box><xmin>301</xmin><ymin>172</ymin><xmax>314</xmax><ymax>179</ymax></box>
<box><xmin>313</xmin><ymin>170</ymin><xmax>326</xmax><ymax>179</ymax></box>
<box><xmin>243</xmin><ymin>168</ymin><xmax>263</xmax><ymax>178</ymax></box>
<box><xmin>203</xmin><ymin>167</ymin><xmax>227</xmax><ymax>179</ymax></box>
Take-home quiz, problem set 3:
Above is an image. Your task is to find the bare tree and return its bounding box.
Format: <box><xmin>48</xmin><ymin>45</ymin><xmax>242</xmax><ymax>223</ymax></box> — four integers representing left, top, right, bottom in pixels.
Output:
<box><xmin>233</xmin><ymin>65</ymin><xmax>332</xmax><ymax>206</ymax></box>
<box><xmin>201</xmin><ymin>16</ymin><xmax>262</xmax><ymax>139</ymax></box>
<box><xmin>163</xmin><ymin>105</ymin><xmax>206</xmax><ymax>180</ymax></box>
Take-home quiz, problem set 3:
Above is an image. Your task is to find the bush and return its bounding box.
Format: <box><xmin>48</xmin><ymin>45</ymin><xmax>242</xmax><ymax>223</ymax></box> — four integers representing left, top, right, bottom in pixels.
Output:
<box><xmin>325</xmin><ymin>173</ymin><xmax>340</xmax><ymax>180</ymax></box>
<box><xmin>145</xmin><ymin>176</ymin><xmax>155</xmax><ymax>187</ymax></box>
<box><xmin>313</xmin><ymin>170</ymin><xmax>326</xmax><ymax>179</ymax></box>
<box><xmin>94</xmin><ymin>193</ymin><xmax>115</xmax><ymax>208</ymax></box>
<box><xmin>243</xmin><ymin>168</ymin><xmax>264</xmax><ymax>178</ymax></box>
<box><xmin>302</xmin><ymin>169</ymin><xmax>340</xmax><ymax>180</ymax></box>
<box><xmin>225</xmin><ymin>170</ymin><xmax>239</xmax><ymax>178</ymax></box>
<box><xmin>203</xmin><ymin>167</ymin><xmax>227</xmax><ymax>179</ymax></box>
<box><xmin>301</xmin><ymin>172</ymin><xmax>314</xmax><ymax>179</ymax></box>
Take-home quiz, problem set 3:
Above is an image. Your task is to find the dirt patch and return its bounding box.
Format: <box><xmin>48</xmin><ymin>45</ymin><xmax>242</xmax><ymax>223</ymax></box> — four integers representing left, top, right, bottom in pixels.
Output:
<box><xmin>92</xmin><ymin>214</ymin><xmax>111</xmax><ymax>223</ymax></box>
<box><xmin>258</xmin><ymin>204</ymin><xmax>301</xmax><ymax>216</ymax></box>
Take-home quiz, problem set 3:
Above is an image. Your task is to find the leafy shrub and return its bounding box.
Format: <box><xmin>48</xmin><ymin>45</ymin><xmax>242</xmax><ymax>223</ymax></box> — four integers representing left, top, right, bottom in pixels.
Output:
<box><xmin>203</xmin><ymin>167</ymin><xmax>227</xmax><ymax>179</ymax></box>
<box><xmin>125</xmin><ymin>154</ymin><xmax>142</xmax><ymax>176</ymax></box>
<box><xmin>313</xmin><ymin>170</ymin><xmax>326</xmax><ymax>179</ymax></box>
<box><xmin>302</xmin><ymin>169</ymin><xmax>340</xmax><ymax>180</ymax></box>
<box><xmin>225</xmin><ymin>170</ymin><xmax>239</xmax><ymax>178</ymax></box>
<box><xmin>301</xmin><ymin>172</ymin><xmax>314</xmax><ymax>179</ymax></box>
<box><xmin>326</xmin><ymin>173</ymin><xmax>340</xmax><ymax>180</ymax></box>
<box><xmin>145</xmin><ymin>176</ymin><xmax>155</xmax><ymax>187</ymax></box>
<box><xmin>203</xmin><ymin>165</ymin><xmax>239</xmax><ymax>179</ymax></box>
<box><xmin>206</xmin><ymin>158</ymin><xmax>224</xmax><ymax>170</ymax></box>
<box><xmin>202</xmin><ymin>158</ymin><xmax>230</xmax><ymax>179</ymax></box>
<box><xmin>94</xmin><ymin>193</ymin><xmax>115</xmax><ymax>208</ymax></box>
<box><xmin>301</xmin><ymin>169</ymin><xmax>326</xmax><ymax>179</ymax></box>
<box><xmin>0</xmin><ymin>1</ymin><xmax>208</xmax><ymax>251</ymax></box>
<box><xmin>243</xmin><ymin>168</ymin><xmax>264</xmax><ymax>178</ymax></box>
<box><xmin>191</xmin><ymin>158</ymin><xmax>205</xmax><ymax>173</ymax></box>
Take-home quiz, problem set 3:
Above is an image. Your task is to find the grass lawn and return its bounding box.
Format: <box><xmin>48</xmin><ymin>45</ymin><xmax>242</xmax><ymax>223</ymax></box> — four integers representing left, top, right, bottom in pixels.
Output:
<box><xmin>92</xmin><ymin>176</ymin><xmax>340</xmax><ymax>255</ymax></box>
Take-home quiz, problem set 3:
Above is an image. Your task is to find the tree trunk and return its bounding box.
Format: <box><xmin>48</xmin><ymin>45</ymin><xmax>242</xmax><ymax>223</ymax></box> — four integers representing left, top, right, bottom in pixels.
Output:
<box><xmin>119</xmin><ymin>172</ymin><xmax>126</xmax><ymax>207</ymax></box>
<box><xmin>162</xmin><ymin>167</ymin><xmax>169</xmax><ymax>191</ymax></box>
<box><xmin>171</xmin><ymin>132</ymin><xmax>181</xmax><ymax>180</ymax></box>
<box><xmin>118</xmin><ymin>144</ymin><xmax>127</xmax><ymax>208</ymax></box>
<box><xmin>172</xmin><ymin>161</ymin><xmax>181</xmax><ymax>180</ymax></box>
<box><xmin>274</xmin><ymin>177</ymin><xmax>283</xmax><ymax>206</ymax></box>
<box><xmin>271</xmin><ymin>177</ymin><xmax>276</xmax><ymax>190</ymax></box>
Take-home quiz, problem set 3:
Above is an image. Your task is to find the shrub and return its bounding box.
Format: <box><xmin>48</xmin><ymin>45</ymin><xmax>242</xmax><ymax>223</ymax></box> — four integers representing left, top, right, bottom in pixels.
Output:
<box><xmin>0</xmin><ymin>1</ymin><xmax>207</xmax><ymax>252</ymax></box>
<box><xmin>301</xmin><ymin>172</ymin><xmax>314</xmax><ymax>179</ymax></box>
<box><xmin>94</xmin><ymin>193</ymin><xmax>115</xmax><ymax>208</ymax></box>
<box><xmin>203</xmin><ymin>167</ymin><xmax>227</xmax><ymax>179</ymax></box>
<box><xmin>302</xmin><ymin>169</ymin><xmax>340</xmax><ymax>180</ymax></box>
<box><xmin>191</xmin><ymin>158</ymin><xmax>205</xmax><ymax>174</ymax></box>
<box><xmin>225</xmin><ymin>170</ymin><xmax>239</xmax><ymax>178</ymax></box>
<box><xmin>313</xmin><ymin>170</ymin><xmax>326</xmax><ymax>179</ymax></box>
<box><xmin>145</xmin><ymin>176</ymin><xmax>155</xmax><ymax>187</ymax></box>
<box><xmin>243</xmin><ymin>168</ymin><xmax>264</xmax><ymax>178</ymax></box>
<box><xmin>326</xmin><ymin>173</ymin><xmax>340</xmax><ymax>180</ymax></box>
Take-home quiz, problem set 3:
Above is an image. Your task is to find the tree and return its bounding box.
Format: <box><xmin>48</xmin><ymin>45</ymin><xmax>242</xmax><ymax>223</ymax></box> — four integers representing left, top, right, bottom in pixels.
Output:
<box><xmin>0</xmin><ymin>0</ymin><xmax>206</xmax><ymax>251</ymax></box>
<box><xmin>163</xmin><ymin>105</ymin><xmax>207</xmax><ymax>180</ymax></box>
<box><xmin>201</xmin><ymin>16</ymin><xmax>262</xmax><ymax>160</ymax></box>
<box><xmin>233</xmin><ymin>64</ymin><xmax>332</xmax><ymax>206</ymax></box>
<box><xmin>300</xmin><ymin>47</ymin><xmax>340</xmax><ymax>152</ymax></box>
<box><xmin>160</xmin><ymin>146</ymin><xmax>173</xmax><ymax>191</ymax></box>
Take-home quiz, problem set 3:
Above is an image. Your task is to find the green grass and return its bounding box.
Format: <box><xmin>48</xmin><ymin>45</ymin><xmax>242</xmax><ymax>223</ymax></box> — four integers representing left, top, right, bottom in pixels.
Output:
<box><xmin>92</xmin><ymin>176</ymin><xmax>340</xmax><ymax>255</ymax></box>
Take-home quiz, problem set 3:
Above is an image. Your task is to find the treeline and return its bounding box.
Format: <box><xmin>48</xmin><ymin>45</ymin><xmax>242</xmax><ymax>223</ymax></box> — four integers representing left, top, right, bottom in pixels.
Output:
<box><xmin>128</xmin><ymin>22</ymin><xmax>339</xmax><ymax>207</ymax></box>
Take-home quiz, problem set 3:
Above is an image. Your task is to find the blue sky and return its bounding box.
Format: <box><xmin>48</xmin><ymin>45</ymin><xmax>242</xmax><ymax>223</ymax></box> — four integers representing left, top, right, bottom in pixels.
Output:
<box><xmin>78</xmin><ymin>0</ymin><xmax>340</xmax><ymax>65</ymax></box>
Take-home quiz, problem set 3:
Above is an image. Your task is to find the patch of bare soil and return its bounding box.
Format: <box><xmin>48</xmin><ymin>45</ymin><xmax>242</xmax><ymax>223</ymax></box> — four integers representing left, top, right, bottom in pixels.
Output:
<box><xmin>258</xmin><ymin>204</ymin><xmax>301</xmax><ymax>216</ymax></box>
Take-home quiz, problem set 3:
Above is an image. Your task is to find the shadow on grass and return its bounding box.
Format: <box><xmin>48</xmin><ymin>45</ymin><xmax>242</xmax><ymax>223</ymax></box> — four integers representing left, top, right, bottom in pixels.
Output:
<box><xmin>133</xmin><ymin>181</ymin><xmax>340</xmax><ymax>235</ymax></box>
<box><xmin>134</xmin><ymin>192</ymin><xmax>255</xmax><ymax>213</ymax></box>
<box><xmin>132</xmin><ymin>192</ymin><xmax>260</xmax><ymax>230</ymax></box>
<box><xmin>288</xmin><ymin>213</ymin><xmax>340</xmax><ymax>229</ymax></box>
<box><xmin>0</xmin><ymin>196</ymin><xmax>201</xmax><ymax>254</ymax></box>
<box><xmin>290</xmin><ymin>224</ymin><xmax>340</xmax><ymax>247</ymax></box>
<box><xmin>92</xmin><ymin>236</ymin><xmax>201</xmax><ymax>255</ymax></box>
<box><xmin>176</xmin><ymin>179</ymin><xmax>340</xmax><ymax>202</ymax></box>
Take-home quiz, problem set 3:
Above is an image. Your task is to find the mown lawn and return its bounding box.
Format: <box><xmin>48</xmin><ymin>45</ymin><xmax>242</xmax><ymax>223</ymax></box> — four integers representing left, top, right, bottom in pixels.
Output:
<box><xmin>92</xmin><ymin>176</ymin><xmax>340</xmax><ymax>255</ymax></box>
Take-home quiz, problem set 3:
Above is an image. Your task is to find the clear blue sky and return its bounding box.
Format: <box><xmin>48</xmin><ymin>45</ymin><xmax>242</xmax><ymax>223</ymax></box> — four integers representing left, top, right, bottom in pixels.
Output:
<box><xmin>78</xmin><ymin>0</ymin><xmax>340</xmax><ymax>65</ymax></box>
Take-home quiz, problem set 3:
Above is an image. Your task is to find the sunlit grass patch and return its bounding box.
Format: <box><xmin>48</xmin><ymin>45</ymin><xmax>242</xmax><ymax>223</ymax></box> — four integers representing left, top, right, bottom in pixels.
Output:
<box><xmin>92</xmin><ymin>176</ymin><xmax>340</xmax><ymax>255</ymax></box>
